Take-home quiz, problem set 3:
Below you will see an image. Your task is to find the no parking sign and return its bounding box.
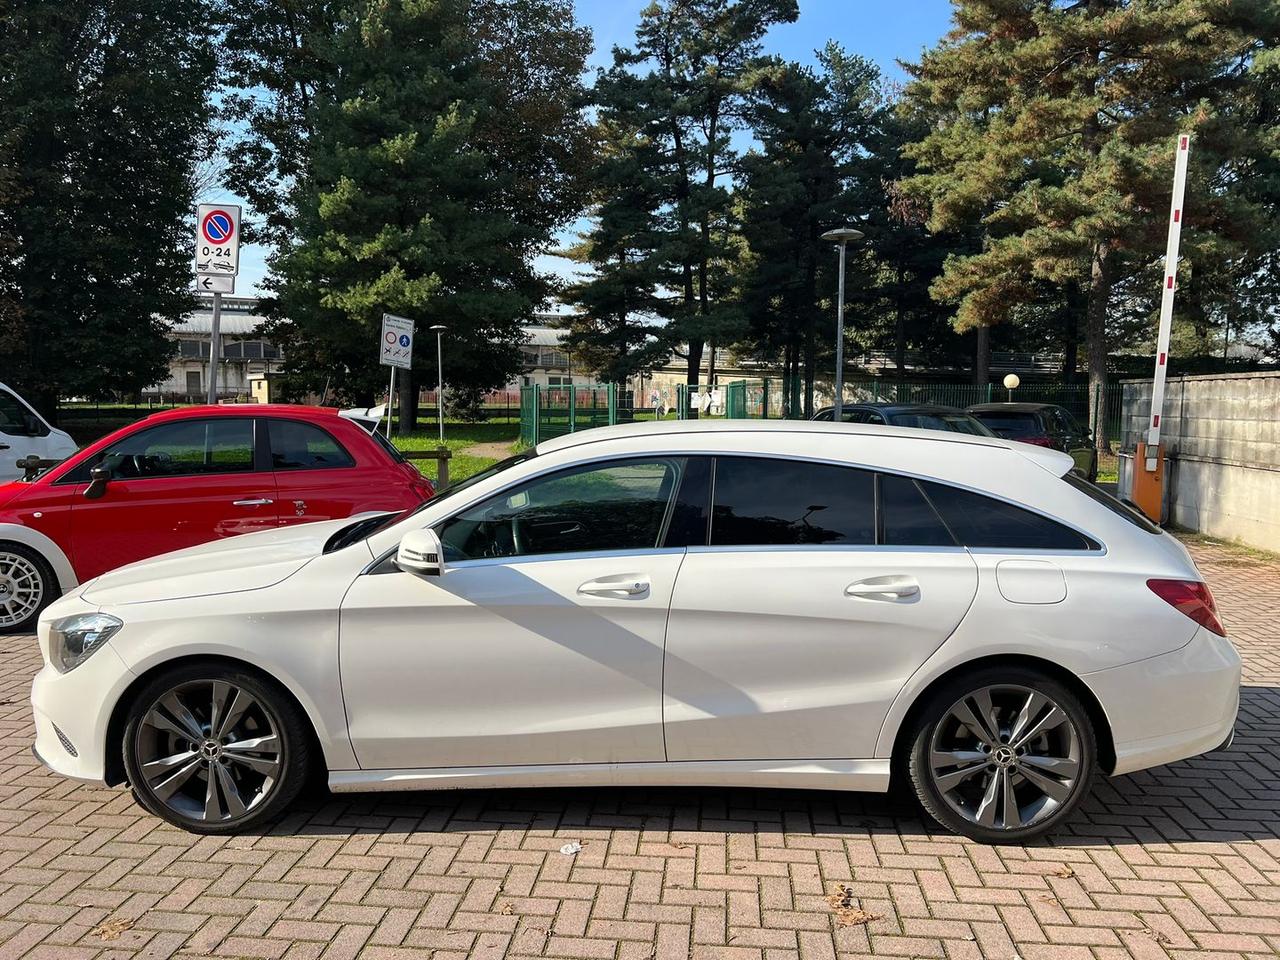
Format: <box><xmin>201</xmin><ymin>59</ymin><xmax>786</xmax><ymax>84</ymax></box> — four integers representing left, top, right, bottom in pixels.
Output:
<box><xmin>195</xmin><ymin>203</ymin><xmax>241</xmax><ymax>276</ymax></box>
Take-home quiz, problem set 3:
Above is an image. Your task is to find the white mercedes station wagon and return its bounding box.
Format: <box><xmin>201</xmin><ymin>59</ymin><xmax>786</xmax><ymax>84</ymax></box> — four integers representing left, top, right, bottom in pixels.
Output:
<box><xmin>30</xmin><ymin>420</ymin><xmax>1239</xmax><ymax>843</ymax></box>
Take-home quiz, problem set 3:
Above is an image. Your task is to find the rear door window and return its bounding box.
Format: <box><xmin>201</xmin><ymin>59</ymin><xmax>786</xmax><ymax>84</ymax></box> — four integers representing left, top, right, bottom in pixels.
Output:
<box><xmin>879</xmin><ymin>474</ymin><xmax>956</xmax><ymax>546</ymax></box>
<box><xmin>918</xmin><ymin>479</ymin><xmax>1095</xmax><ymax>550</ymax></box>
<box><xmin>710</xmin><ymin>456</ymin><xmax>875</xmax><ymax>546</ymax></box>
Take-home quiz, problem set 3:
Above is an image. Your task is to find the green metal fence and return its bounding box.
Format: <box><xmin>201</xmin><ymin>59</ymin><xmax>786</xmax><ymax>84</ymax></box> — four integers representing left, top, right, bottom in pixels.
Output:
<box><xmin>521</xmin><ymin>380</ymin><xmax>1124</xmax><ymax>446</ymax></box>
<box><xmin>520</xmin><ymin>383</ymin><xmax>617</xmax><ymax>446</ymax></box>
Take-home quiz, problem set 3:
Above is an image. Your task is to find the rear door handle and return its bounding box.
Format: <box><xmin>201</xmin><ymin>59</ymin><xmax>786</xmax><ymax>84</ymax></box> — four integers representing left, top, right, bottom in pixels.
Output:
<box><xmin>578</xmin><ymin>575</ymin><xmax>650</xmax><ymax>597</ymax></box>
<box><xmin>233</xmin><ymin>498</ymin><xmax>274</xmax><ymax>507</ymax></box>
<box><xmin>845</xmin><ymin>575</ymin><xmax>920</xmax><ymax>599</ymax></box>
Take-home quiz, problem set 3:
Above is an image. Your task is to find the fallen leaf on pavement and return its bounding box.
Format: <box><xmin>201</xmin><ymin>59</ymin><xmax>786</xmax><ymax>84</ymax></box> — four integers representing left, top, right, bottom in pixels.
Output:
<box><xmin>91</xmin><ymin>918</ymin><xmax>135</xmax><ymax>941</ymax></box>
<box><xmin>825</xmin><ymin>884</ymin><xmax>883</xmax><ymax>928</ymax></box>
<box><xmin>1141</xmin><ymin>926</ymin><xmax>1172</xmax><ymax>945</ymax></box>
<box><xmin>1051</xmin><ymin>865</ymin><xmax>1075</xmax><ymax>878</ymax></box>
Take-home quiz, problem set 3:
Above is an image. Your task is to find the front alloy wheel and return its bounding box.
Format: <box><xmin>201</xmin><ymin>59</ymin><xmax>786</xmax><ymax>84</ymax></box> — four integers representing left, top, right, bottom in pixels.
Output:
<box><xmin>908</xmin><ymin>669</ymin><xmax>1096</xmax><ymax>843</ymax></box>
<box><xmin>0</xmin><ymin>546</ymin><xmax>52</xmax><ymax>633</ymax></box>
<box><xmin>124</xmin><ymin>665</ymin><xmax>311</xmax><ymax>833</ymax></box>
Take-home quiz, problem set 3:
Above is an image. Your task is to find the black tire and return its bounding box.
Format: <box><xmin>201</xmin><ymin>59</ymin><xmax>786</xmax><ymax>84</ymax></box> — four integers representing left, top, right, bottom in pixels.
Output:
<box><xmin>122</xmin><ymin>662</ymin><xmax>313</xmax><ymax>834</ymax></box>
<box><xmin>906</xmin><ymin>666</ymin><xmax>1097</xmax><ymax>844</ymax></box>
<box><xmin>0</xmin><ymin>542</ymin><xmax>58</xmax><ymax>634</ymax></box>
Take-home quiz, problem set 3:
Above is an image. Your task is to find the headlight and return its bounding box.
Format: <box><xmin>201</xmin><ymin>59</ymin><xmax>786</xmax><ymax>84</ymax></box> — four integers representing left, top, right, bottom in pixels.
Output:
<box><xmin>51</xmin><ymin>613</ymin><xmax>123</xmax><ymax>673</ymax></box>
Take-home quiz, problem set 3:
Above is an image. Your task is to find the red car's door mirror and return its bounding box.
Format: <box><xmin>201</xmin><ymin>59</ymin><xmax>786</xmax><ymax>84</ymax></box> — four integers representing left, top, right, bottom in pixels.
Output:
<box><xmin>84</xmin><ymin>465</ymin><xmax>110</xmax><ymax>500</ymax></box>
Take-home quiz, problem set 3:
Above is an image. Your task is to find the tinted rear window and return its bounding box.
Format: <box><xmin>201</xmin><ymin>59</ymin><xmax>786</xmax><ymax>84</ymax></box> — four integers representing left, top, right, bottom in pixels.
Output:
<box><xmin>368</xmin><ymin>429</ymin><xmax>408</xmax><ymax>463</ymax></box>
<box><xmin>879</xmin><ymin>474</ymin><xmax>956</xmax><ymax>546</ymax></box>
<box><xmin>971</xmin><ymin>412</ymin><xmax>1042</xmax><ymax>438</ymax></box>
<box><xmin>711</xmin><ymin>456</ymin><xmax>874</xmax><ymax>546</ymax></box>
<box><xmin>268</xmin><ymin>420</ymin><xmax>354</xmax><ymax>470</ymax></box>
<box><xmin>919</xmin><ymin>479</ymin><xmax>1095</xmax><ymax>550</ymax></box>
<box><xmin>888</xmin><ymin>412</ymin><xmax>993</xmax><ymax>436</ymax></box>
<box><xmin>1062</xmin><ymin>470</ymin><xmax>1161</xmax><ymax>534</ymax></box>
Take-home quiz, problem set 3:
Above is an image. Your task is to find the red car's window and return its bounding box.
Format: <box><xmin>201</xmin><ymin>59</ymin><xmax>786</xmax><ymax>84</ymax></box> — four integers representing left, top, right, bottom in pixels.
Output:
<box><xmin>267</xmin><ymin>419</ymin><xmax>354</xmax><ymax>470</ymax></box>
<box><xmin>94</xmin><ymin>419</ymin><xmax>255</xmax><ymax>479</ymax></box>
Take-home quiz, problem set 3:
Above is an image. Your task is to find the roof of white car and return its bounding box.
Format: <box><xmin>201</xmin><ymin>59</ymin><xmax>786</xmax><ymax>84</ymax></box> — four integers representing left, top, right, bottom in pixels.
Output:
<box><xmin>537</xmin><ymin>417</ymin><xmax>1014</xmax><ymax>454</ymax></box>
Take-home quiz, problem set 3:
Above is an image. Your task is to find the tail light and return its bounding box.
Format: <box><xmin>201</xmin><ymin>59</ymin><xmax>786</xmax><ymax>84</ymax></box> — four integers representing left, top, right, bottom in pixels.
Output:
<box><xmin>1147</xmin><ymin>579</ymin><xmax>1226</xmax><ymax>637</ymax></box>
<box><xmin>1017</xmin><ymin>435</ymin><xmax>1056</xmax><ymax>448</ymax></box>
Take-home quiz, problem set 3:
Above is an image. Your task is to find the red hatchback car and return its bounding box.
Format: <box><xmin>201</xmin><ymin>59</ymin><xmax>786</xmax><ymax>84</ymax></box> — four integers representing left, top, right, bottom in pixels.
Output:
<box><xmin>0</xmin><ymin>405</ymin><xmax>433</xmax><ymax>632</ymax></box>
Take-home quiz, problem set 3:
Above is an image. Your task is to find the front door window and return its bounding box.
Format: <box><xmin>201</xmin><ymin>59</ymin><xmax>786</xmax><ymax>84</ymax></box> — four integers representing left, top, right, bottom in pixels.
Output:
<box><xmin>438</xmin><ymin>457</ymin><xmax>686</xmax><ymax>561</ymax></box>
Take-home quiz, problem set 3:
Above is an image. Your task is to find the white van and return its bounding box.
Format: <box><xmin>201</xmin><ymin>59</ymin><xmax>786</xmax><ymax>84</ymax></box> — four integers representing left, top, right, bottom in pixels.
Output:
<box><xmin>0</xmin><ymin>383</ymin><xmax>77</xmax><ymax>481</ymax></box>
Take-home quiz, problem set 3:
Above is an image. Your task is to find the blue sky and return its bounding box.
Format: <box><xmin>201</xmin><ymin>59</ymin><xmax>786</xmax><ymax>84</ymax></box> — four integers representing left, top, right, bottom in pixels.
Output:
<box><xmin>221</xmin><ymin>0</ymin><xmax>956</xmax><ymax>297</ymax></box>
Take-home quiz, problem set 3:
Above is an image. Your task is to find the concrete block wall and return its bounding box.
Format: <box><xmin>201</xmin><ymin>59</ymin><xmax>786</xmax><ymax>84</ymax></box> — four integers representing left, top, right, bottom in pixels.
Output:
<box><xmin>1122</xmin><ymin>372</ymin><xmax>1280</xmax><ymax>552</ymax></box>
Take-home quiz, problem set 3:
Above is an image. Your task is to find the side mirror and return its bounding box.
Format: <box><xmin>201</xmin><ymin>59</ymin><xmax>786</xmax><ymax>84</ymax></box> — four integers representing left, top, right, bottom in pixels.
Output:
<box><xmin>84</xmin><ymin>465</ymin><xmax>110</xmax><ymax>500</ymax></box>
<box><xmin>397</xmin><ymin>528</ymin><xmax>445</xmax><ymax>576</ymax></box>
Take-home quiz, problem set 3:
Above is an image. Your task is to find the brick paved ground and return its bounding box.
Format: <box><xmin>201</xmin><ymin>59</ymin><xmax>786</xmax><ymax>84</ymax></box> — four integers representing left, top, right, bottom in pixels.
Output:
<box><xmin>1</xmin><ymin>539</ymin><xmax>1278</xmax><ymax>960</ymax></box>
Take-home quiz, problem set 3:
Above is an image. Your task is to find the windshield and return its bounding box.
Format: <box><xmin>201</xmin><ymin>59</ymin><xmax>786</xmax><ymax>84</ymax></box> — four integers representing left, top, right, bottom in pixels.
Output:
<box><xmin>324</xmin><ymin>449</ymin><xmax>537</xmax><ymax>551</ymax></box>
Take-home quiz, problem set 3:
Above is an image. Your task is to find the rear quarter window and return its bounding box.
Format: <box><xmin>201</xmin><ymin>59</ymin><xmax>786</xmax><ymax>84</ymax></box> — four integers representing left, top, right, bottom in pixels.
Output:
<box><xmin>268</xmin><ymin>420</ymin><xmax>355</xmax><ymax>470</ymax></box>
<box><xmin>918</xmin><ymin>479</ymin><xmax>1097</xmax><ymax>551</ymax></box>
<box><xmin>1062</xmin><ymin>470</ymin><xmax>1161</xmax><ymax>534</ymax></box>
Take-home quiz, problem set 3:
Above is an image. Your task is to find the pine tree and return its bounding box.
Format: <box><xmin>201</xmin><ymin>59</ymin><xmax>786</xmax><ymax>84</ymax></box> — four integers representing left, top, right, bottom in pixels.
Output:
<box><xmin>261</xmin><ymin>0</ymin><xmax>592</xmax><ymax>421</ymax></box>
<box><xmin>901</xmin><ymin>0</ymin><xmax>1280</xmax><ymax>443</ymax></box>
<box><xmin>583</xmin><ymin>0</ymin><xmax>799</xmax><ymax>396</ymax></box>
<box><xmin>562</xmin><ymin>115</ymin><xmax>670</xmax><ymax>384</ymax></box>
<box><xmin>733</xmin><ymin>48</ymin><xmax>878</xmax><ymax>415</ymax></box>
<box><xmin>0</xmin><ymin>0</ymin><xmax>216</xmax><ymax>413</ymax></box>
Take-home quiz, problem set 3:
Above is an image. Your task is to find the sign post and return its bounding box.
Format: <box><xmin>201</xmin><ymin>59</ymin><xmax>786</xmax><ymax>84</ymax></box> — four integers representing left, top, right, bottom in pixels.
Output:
<box><xmin>1133</xmin><ymin>136</ymin><xmax>1191</xmax><ymax>523</ymax></box>
<box><xmin>380</xmin><ymin>313</ymin><xmax>414</xmax><ymax>437</ymax></box>
<box><xmin>194</xmin><ymin>204</ymin><xmax>242</xmax><ymax>404</ymax></box>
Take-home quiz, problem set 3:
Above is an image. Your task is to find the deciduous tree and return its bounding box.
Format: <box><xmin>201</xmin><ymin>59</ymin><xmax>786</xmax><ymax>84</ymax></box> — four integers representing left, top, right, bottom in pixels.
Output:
<box><xmin>0</xmin><ymin>0</ymin><xmax>216</xmax><ymax>413</ymax></box>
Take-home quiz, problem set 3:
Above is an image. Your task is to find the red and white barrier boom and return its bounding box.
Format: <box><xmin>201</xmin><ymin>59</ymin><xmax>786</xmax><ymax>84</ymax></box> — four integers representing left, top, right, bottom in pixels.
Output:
<box><xmin>1133</xmin><ymin>135</ymin><xmax>1191</xmax><ymax>522</ymax></box>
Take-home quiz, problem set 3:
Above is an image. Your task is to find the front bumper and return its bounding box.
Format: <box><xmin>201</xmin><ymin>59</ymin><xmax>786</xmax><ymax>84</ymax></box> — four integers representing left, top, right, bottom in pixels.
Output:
<box><xmin>30</xmin><ymin>641</ymin><xmax>135</xmax><ymax>785</ymax></box>
<box><xmin>1083</xmin><ymin>625</ymin><xmax>1241</xmax><ymax>777</ymax></box>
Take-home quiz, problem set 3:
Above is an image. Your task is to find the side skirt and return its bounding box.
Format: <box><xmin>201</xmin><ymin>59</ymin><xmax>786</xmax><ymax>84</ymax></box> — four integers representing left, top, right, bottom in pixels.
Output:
<box><xmin>328</xmin><ymin>758</ymin><xmax>891</xmax><ymax>794</ymax></box>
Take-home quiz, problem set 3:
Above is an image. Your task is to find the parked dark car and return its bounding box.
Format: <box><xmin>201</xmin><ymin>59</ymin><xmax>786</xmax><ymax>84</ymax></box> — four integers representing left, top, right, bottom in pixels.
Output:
<box><xmin>812</xmin><ymin>403</ymin><xmax>996</xmax><ymax>437</ymax></box>
<box><xmin>966</xmin><ymin>402</ymin><xmax>1098</xmax><ymax>481</ymax></box>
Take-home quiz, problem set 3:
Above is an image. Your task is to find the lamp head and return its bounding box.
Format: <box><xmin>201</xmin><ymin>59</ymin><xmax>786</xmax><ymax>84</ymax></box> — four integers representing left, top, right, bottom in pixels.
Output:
<box><xmin>821</xmin><ymin>227</ymin><xmax>864</xmax><ymax>244</ymax></box>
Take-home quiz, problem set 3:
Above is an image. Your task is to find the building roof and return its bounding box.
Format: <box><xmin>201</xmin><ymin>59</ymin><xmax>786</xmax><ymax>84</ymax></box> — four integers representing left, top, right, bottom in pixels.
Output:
<box><xmin>522</xmin><ymin>325</ymin><xmax>568</xmax><ymax>347</ymax></box>
<box><xmin>175</xmin><ymin>296</ymin><xmax>266</xmax><ymax>337</ymax></box>
<box><xmin>173</xmin><ymin>313</ymin><xmax>267</xmax><ymax>336</ymax></box>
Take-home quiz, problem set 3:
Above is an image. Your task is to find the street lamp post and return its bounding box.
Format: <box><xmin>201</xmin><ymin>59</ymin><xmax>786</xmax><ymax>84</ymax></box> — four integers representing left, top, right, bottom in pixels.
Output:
<box><xmin>429</xmin><ymin>325</ymin><xmax>447</xmax><ymax>444</ymax></box>
<box><xmin>820</xmin><ymin>227</ymin><xmax>864</xmax><ymax>422</ymax></box>
<box><xmin>1003</xmin><ymin>373</ymin><xmax>1020</xmax><ymax>402</ymax></box>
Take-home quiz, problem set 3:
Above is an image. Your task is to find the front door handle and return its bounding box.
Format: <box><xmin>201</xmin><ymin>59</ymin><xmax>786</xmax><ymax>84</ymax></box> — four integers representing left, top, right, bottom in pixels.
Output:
<box><xmin>578</xmin><ymin>575</ymin><xmax>650</xmax><ymax>597</ymax></box>
<box><xmin>845</xmin><ymin>575</ymin><xmax>920</xmax><ymax>599</ymax></box>
<box><xmin>233</xmin><ymin>498</ymin><xmax>274</xmax><ymax>507</ymax></box>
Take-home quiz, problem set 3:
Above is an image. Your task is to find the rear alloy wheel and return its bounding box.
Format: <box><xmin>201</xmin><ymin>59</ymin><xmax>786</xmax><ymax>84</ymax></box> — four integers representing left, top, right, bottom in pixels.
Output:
<box><xmin>123</xmin><ymin>665</ymin><xmax>312</xmax><ymax>834</ymax></box>
<box><xmin>0</xmin><ymin>545</ymin><xmax>55</xmax><ymax>633</ymax></box>
<box><xmin>907</xmin><ymin>668</ymin><xmax>1097</xmax><ymax>843</ymax></box>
